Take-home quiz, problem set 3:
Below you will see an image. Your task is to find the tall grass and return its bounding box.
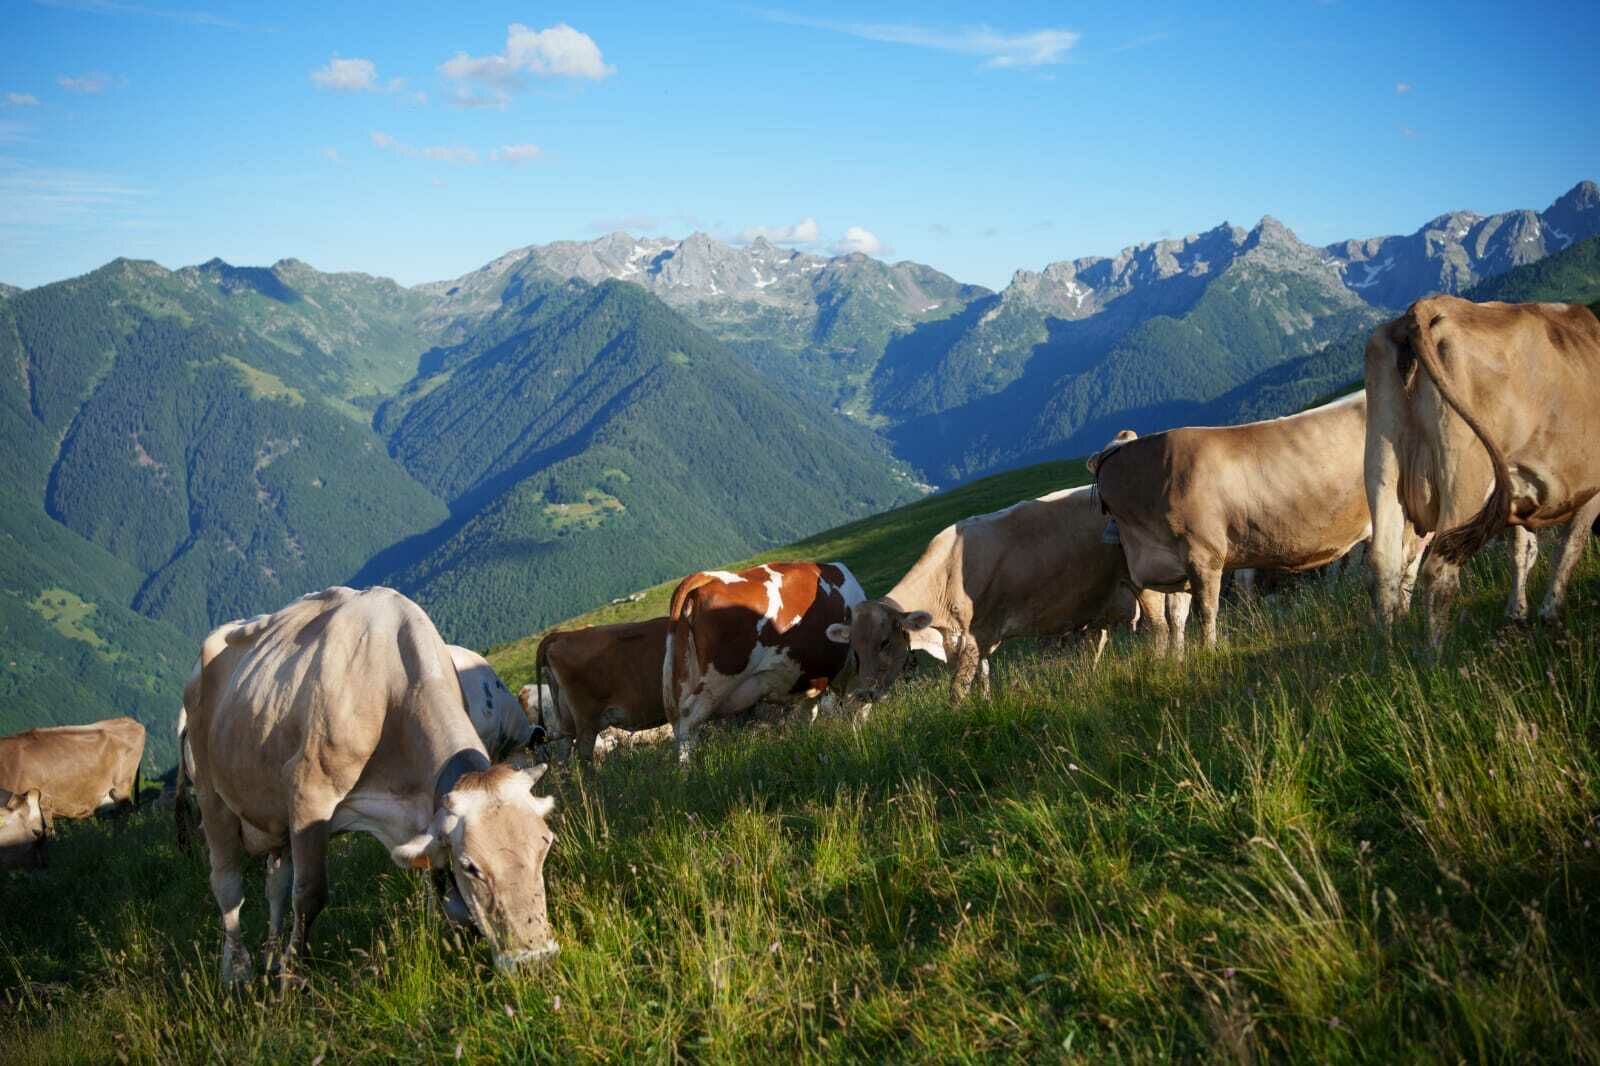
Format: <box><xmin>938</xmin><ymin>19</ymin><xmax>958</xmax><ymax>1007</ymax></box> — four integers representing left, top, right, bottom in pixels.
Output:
<box><xmin>3</xmin><ymin>550</ymin><xmax>1596</xmax><ymax>1062</ymax></box>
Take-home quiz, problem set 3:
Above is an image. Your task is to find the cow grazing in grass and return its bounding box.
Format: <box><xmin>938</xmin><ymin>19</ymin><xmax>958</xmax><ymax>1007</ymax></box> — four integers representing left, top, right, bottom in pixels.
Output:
<box><xmin>1089</xmin><ymin>395</ymin><xmax>1429</xmax><ymax>656</ymax></box>
<box><xmin>448</xmin><ymin>645</ymin><xmax>541</xmax><ymax>759</ymax></box>
<box><xmin>0</xmin><ymin>717</ymin><xmax>146</xmax><ymax>823</ymax></box>
<box><xmin>827</xmin><ymin>485</ymin><xmax>1155</xmax><ymax>702</ymax></box>
<box><xmin>529</xmin><ymin>617</ymin><xmax>674</xmax><ymax>762</ymax></box>
<box><xmin>0</xmin><ymin>787</ymin><xmax>47</xmax><ymax>870</ymax></box>
<box><xmin>665</xmin><ymin>563</ymin><xmax>864</xmax><ymax>762</ymax></box>
<box><xmin>183</xmin><ymin>586</ymin><xmax>559</xmax><ymax>986</ymax></box>
<box><xmin>1365</xmin><ymin>296</ymin><xmax>1600</xmax><ymax>646</ymax></box>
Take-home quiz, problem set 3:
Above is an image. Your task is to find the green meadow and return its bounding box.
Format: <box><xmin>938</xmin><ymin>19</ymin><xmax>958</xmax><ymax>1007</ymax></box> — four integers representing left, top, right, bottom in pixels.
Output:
<box><xmin>2</xmin><ymin>473</ymin><xmax>1595</xmax><ymax>1061</ymax></box>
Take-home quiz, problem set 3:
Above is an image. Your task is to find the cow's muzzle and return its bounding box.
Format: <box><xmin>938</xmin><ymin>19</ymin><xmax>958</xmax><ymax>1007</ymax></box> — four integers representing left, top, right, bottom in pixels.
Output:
<box><xmin>494</xmin><ymin>941</ymin><xmax>560</xmax><ymax>972</ymax></box>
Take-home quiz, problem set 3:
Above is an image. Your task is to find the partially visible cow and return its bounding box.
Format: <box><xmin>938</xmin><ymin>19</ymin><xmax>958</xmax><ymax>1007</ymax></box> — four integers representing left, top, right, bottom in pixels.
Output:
<box><xmin>0</xmin><ymin>787</ymin><xmax>47</xmax><ymax>870</ymax></box>
<box><xmin>825</xmin><ymin>486</ymin><xmax>1156</xmax><ymax>702</ymax></box>
<box><xmin>184</xmin><ymin>586</ymin><xmax>559</xmax><ymax>986</ymax></box>
<box><xmin>665</xmin><ymin>563</ymin><xmax>864</xmax><ymax>762</ymax></box>
<box><xmin>0</xmin><ymin>717</ymin><xmax>146</xmax><ymax>822</ymax></box>
<box><xmin>1089</xmin><ymin>395</ymin><xmax>1428</xmax><ymax>656</ymax></box>
<box><xmin>1365</xmin><ymin>297</ymin><xmax>1600</xmax><ymax>646</ymax></box>
<box><xmin>526</xmin><ymin>617</ymin><xmax>674</xmax><ymax>762</ymax></box>
<box><xmin>447</xmin><ymin>645</ymin><xmax>541</xmax><ymax>759</ymax></box>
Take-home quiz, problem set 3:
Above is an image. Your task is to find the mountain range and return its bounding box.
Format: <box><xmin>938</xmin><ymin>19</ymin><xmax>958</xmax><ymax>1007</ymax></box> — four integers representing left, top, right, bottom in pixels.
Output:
<box><xmin>1</xmin><ymin>180</ymin><xmax>1596</xmax><ymax>762</ymax></box>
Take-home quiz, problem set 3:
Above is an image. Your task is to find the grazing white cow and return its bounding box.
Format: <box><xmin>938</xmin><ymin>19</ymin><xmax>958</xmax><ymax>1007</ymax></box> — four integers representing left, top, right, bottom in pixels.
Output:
<box><xmin>1365</xmin><ymin>296</ymin><xmax>1600</xmax><ymax>646</ymax></box>
<box><xmin>826</xmin><ymin>486</ymin><xmax>1154</xmax><ymax>702</ymax></box>
<box><xmin>1089</xmin><ymin>395</ymin><xmax>1429</xmax><ymax>656</ymax></box>
<box><xmin>184</xmin><ymin>586</ymin><xmax>559</xmax><ymax>986</ymax></box>
<box><xmin>447</xmin><ymin>645</ymin><xmax>539</xmax><ymax>759</ymax></box>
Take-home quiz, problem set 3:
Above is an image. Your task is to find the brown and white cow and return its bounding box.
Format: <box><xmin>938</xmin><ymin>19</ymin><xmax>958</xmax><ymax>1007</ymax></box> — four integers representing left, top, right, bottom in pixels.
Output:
<box><xmin>1089</xmin><ymin>394</ymin><xmax>1428</xmax><ymax>655</ymax></box>
<box><xmin>0</xmin><ymin>787</ymin><xmax>47</xmax><ymax>870</ymax></box>
<box><xmin>0</xmin><ymin>717</ymin><xmax>146</xmax><ymax>822</ymax></box>
<box><xmin>184</xmin><ymin>586</ymin><xmax>559</xmax><ymax>986</ymax></box>
<box><xmin>1365</xmin><ymin>297</ymin><xmax>1600</xmax><ymax>645</ymax></box>
<box><xmin>447</xmin><ymin>645</ymin><xmax>539</xmax><ymax>759</ymax></box>
<box><xmin>528</xmin><ymin>618</ymin><xmax>674</xmax><ymax>762</ymax></box>
<box><xmin>665</xmin><ymin>562</ymin><xmax>864</xmax><ymax>762</ymax></box>
<box><xmin>826</xmin><ymin>486</ymin><xmax>1156</xmax><ymax>702</ymax></box>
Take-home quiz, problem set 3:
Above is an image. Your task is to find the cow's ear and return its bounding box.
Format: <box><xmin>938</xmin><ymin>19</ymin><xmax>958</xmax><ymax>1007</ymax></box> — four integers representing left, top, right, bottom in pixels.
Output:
<box><xmin>530</xmin><ymin>795</ymin><xmax>556</xmax><ymax>819</ymax></box>
<box><xmin>825</xmin><ymin>622</ymin><xmax>852</xmax><ymax>644</ymax></box>
<box><xmin>390</xmin><ymin>833</ymin><xmax>437</xmax><ymax>870</ymax></box>
<box><xmin>521</xmin><ymin>763</ymin><xmax>548</xmax><ymax>789</ymax></box>
<box><xmin>900</xmin><ymin>611</ymin><xmax>934</xmax><ymax>632</ymax></box>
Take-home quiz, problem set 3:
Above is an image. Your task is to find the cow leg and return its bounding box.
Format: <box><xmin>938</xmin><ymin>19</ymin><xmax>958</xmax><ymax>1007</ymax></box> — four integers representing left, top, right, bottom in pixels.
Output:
<box><xmin>285</xmin><ymin>819</ymin><xmax>332</xmax><ymax>975</ymax></box>
<box><xmin>1165</xmin><ymin>591</ymin><xmax>1192</xmax><ymax>660</ymax></box>
<box><xmin>1089</xmin><ymin>627</ymin><xmax>1110</xmax><ymax>667</ymax></box>
<box><xmin>1187</xmin><ymin>562</ymin><xmax>1225</xmax><ymax>650</ymax></box>
<box><xmin>1506</xmin><ymin>526</ymin><xmax>1540</xmax><ymax>623</ymax></box>
<box><xmin>673</xmin><ymin>688</ymin><xmax>721</xmax><ymax>764</ymax></box>
<box><xmin>263</xmin><ymin>846</ymin><xmax>293</xmax><ymax>975</ymax></box>
<box><xmin>950</xmin><ymin>638</ymin><xmax>981</xmax><ymax>701</ymax></box>
<box><xmin>198</xmin><ymin>791</ymin><xmax>253</xmax><ymax>988</ymax></box>
<box><xmin>1540</xmin><ymin>495</ymin><xmax>1600</xmax><ymax>622</ymax></box>
<box><xmin>1139</xmin><ymin>590</ymin><xmax>1170</xmax><ymax>657</ymax></box>
<box><xmin>1422</xmin><ymin>552</ymin><xmax>1461</xmax><ymax>654</ymax></box>
<box><xmin>575</xmin><ymin>727</ymin><xmax>599</xmax><ymax>763</ymax></box>
<box><xmin>1397</xmin><ymin>533</ymin><xmax>1429</xmax><ymax>615</ymax></box>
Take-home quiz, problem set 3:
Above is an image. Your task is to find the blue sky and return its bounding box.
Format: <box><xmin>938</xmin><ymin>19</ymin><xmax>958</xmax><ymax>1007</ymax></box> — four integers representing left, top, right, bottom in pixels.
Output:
<box><xmin>2</xmin><ymin>1</ymin><xmax>1596</xmax><ymax>290</ymax></box>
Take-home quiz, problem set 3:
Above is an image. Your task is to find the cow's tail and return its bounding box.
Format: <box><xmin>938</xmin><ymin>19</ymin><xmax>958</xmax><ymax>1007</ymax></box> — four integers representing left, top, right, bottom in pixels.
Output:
<box><xmin>534</xmin><ymin>632</ymin><xmax>560</xmax><ymax>735</ymax></box>
<box><xmin>1409</xmin><ymin>299</ymin><xmax>1516</xmax><ymax>563</ymax></box>
<box><xmin>668</xmin><ymin>571</ymin><xmax>719</xmax><ymax>622</ymax></box>
<box><xmin>173</xmin><ymin>704</ymin><xmax>197</xmax><ymax>854</ymax></box>
<box><xmin>1087</xmin><ymin>430</ymin><xmax>1137</xmax><ymax>514</ymax></box>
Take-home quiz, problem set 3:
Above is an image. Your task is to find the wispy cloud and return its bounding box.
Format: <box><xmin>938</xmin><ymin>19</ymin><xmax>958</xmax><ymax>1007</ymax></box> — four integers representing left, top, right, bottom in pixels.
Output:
<box><xmin>1400</xmin><ymin>124</ymin><xmax>1418</xmax><ymax>138</ymax></box>
<box><xmin>833</xmin><ymin>225</ymin><xmax>884</xmax><ymax>256</ymax></box>
<box><xmin>739</xmin><ymin>217</ymin><xmax>819</xmax><ymax>244</ymax></box>
<box><xmin>0</xmin><ymin>159</ymin><xmax>151</xmax><ymax>227</ymax></box>
<box><xmin>446</xmin><ymin>87</ymin><xmax>510</xmax><ymax>111</ymax></box>
<box><xmin>322</xmin><ymin>147</ymin><xmax>343</xmax><ymax>164</ymax></box>
<box><xmin>439</xmin><ymin>21</ymin><xmax>615</xmax><ymax>103</ymax></box>
<box><xmin>489</xmin><ymin>143</ymin><xmax>541</xmax><ymax>164</ymax></box>
<box><xmin>35</xmin><ymin>0</ymin><xmax>256</xmax><ymax>30</ymax></box>
<box><xmin>58</xmin><ymin>71</ymin><xmax>114</xmax><ymax>94</ymax></box>
<box><xmin>370</xmin><ymin>130</ymin><xmax>479</xmax><ymax>165</ymax></box>
<box><xmin>311</xmin><ymin>56</ymin><xmax>391</xmax><ymax>93</ymax></box>
<box><xmin>1395</xmin><ymin>81</ymin><xmax>1412</xmax><ymax>94</ymax></box>
<box><xmin>765</xmin><ymin>12</ymin><xmax>1079</xmax><ymax>68</ymax></box>
<box><xmin>4</xmin><ymin>93</ymin><xmax>41</xmax><ymax>107</ymax></box>
<box><xmin>1111</xmin><ymin>31</ymin><xmax>1170</xmax><ymax>53</ymax></box>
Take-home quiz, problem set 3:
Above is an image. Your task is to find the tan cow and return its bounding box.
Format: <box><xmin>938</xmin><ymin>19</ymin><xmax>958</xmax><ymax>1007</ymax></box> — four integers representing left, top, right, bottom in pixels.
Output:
<box><xmin>825</xmin><ymin>486</ymin><xmax>1156</xmax><ymax>702</ymax></box>
<box><xmin>184</xmin><ymin>586</ymin><xmax>559</xmax><ymax>986</ymax></box>
<box><xmin>447</xmin><ymin>645</ymin><xmax>538</xmax><ymax>759</ymax></box>
<box><xmin>0</xmin><ymin>787</ymin><xmax>47</xmax><ymax>869</ymax></box>
<box><xmin>665</xmin><ymin>563</ymin><xmax>864</xmax><ymax>762</ymax></box>
<box><xmin>0</xmin><ymin>717</ymin><xmax>146</xmax><ymax>821</ymax></box>
<box><xmin>528</xmin><ymin>618</ymin><xmax>674</xmax><ymax>762</ymax></box>
<box><xmin>1089</xmin><ymin>394</ymin><xmax>1428</xmax><ymax>655</ymax></box>
<box><xmin>1365</xmin><ymin>297</ymin><xmax>1600</xmax><ymax>645</ymax></box>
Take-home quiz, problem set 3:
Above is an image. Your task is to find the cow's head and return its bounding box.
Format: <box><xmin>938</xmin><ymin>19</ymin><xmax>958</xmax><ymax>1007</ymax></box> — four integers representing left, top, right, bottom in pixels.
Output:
<box><xmin>1086</xmin><ymin>429</ymin><xmax>1138</xmax><ymax>474</ymax></box>
<box><xmin>826</xmin><ymin>600</ymin><xmax>935</xmax><ymax>703</ymax></box>
<box><xmin>518</xmin><ymin>684</ymin><xmax>565</xmax><ymax>754</ymax></box>
<box><xmin>0</xmin><ymin>788</ymin><xmax>47</xmax><ymax>870</ymax></box>
<box><xmin>391</xmin><ymin>764</ymin><xmax>559</xmax><ymax>971</ymax></box>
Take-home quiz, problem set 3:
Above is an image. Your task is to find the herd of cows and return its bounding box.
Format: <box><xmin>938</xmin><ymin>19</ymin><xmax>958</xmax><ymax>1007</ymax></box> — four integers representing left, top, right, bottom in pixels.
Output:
<box><xmin>1</xmin><ymin>294</ymin><xmax>1596</xmax><ymax>989</ymax></box>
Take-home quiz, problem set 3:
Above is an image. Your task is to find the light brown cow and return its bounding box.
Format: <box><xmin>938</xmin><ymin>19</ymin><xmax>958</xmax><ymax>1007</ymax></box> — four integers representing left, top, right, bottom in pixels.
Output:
<box><xmin>1089</xmin><ymin>394</ymin><xmax>1428</xmax><ymax>655</ymax></box>
<box><xmin>825</xmin><ymin>486</ymin><xmax>1156</xmax><ymax>702</ymax></box>
<box><xmin>1365</xmin><ymin>297</ymin><xmax>1600</xmax><ymax>645</ymax></box>
<box><xmin>0</xmin><ymin>717</ymin><xmax>146</xmax><ymax>821</ymax></box>
<box><xmin>528</xmin><ymin>617</ymin><xmax>674</xmax><ymax>762</ymax></box>
<box><xmin>447</xmin><ymin>645</ymin><xmax>537</xmax><ymax>759</ymax></box>
<box><xmin>184</xmin><ymin>586</ymin><xmax>559</xmax><ymax>986</ymax></box>
<box><xmin>665</xmin><ymin>562</ymin><xmax>864</xmax><ymax>762</ymax></box>
<box><xmin>0</xmin><ymin>787</ymin><xmax>47</xmax><ymax>869</ymax></box>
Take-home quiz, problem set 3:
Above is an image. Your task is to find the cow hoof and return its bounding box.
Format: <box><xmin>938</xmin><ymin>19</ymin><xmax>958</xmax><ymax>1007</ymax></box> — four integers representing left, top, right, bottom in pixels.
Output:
<box><xmin>220</xmin><ymin>947</ymin><xmax>255</xmax><ymax>991</ymax></box>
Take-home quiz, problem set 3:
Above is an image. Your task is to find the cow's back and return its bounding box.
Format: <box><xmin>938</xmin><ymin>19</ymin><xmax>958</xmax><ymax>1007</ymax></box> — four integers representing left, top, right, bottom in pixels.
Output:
<box><xmin>190</xmin><ymin>587</ymin><xmax>460</xmax><ymax>833</ymax></box>
<box><xmin>0</xmin><ymin>718</ymin><xmax>146</xmax><ymax>819</ymax></box>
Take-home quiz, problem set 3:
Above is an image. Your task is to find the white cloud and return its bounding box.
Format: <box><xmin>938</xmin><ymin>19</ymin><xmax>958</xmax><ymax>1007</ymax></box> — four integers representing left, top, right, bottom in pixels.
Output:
<box><xmin>490</xmin><ymin>143</ymin><xmax>542</xmax><ymax>164</ymax></box>
<box><xmin>311</xmin><ymin>56</ymin><xmax>380</xmax><ymax>92</ymax></box>
<box><xmin>439</xmin><ymin>22</ymin><xmax>615</xmax><ymax>98</ymax></box>
<box><xmin>57</xmin><ymin>72</ymin><xmax>113</xmax><ymax>94</ymax></box>
<box><xmin>739</xmin><ymin>216</ymin><xmax>820</xmax><ymax>244</ymax></box>
<box><xmin>833</xmin><ymin>226</ymin><xmax>883</xmax><ymax>256</ymax></box>
<box><xmin>767</xmin><ymin>14</ymin><xmax>1078</xmax><ymax>68</ymax></box>
<box><xmin>4</xmin><ymin>92</ymin><xmax>40</xmax><ymax>107</ymax></box>
<box><xmin>1395</xmin><ymin>81</ymin><xmax>1412</xmax><ymax>94</ymax></box>
<box><xmin>322</xmin><ymin>147</ymin><xmax>342</xmax><ymax>164</ymax></box>
<box><xmin>370</xmin><ymin>130</ymin><xmax>479</xmax><ymax>164</ymax></box>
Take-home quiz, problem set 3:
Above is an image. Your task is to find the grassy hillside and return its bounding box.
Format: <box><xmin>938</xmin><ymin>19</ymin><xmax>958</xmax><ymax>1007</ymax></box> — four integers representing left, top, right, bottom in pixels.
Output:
<box><xmin>486</xmin><ymin>457</ymin><xmax>1090</xmax><ymax>688</ymax></box>
<box><xmin>3</xmin><ymin>537</ymin><xmax>1594</xmax><ymax>1061</ymax></box>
